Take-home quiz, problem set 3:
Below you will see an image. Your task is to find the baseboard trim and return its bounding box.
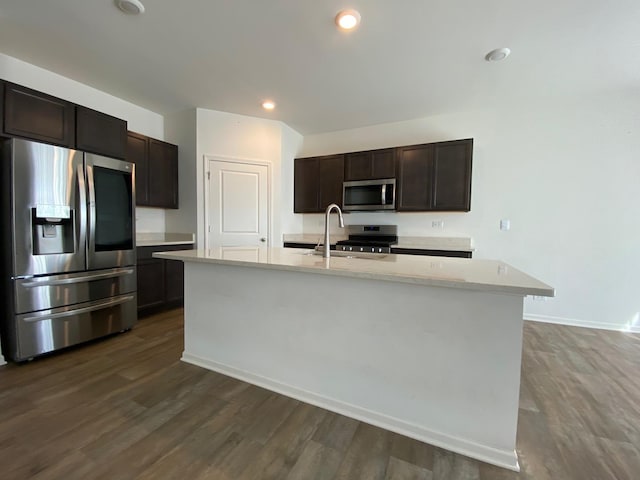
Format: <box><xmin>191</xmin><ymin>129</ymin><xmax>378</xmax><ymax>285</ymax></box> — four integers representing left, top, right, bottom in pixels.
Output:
<box><xmin>181</xmin><ymin>351</ymin><xmax>520</xmax><ymax>472</ymax></box>
<box><xmin>524</xmin><ymin>313</ymin><xmax>640</xmax><ymax>333</ymax></box>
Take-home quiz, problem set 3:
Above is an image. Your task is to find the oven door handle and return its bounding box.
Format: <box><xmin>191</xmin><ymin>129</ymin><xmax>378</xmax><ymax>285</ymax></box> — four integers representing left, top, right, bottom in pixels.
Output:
<box><xmin>22</xmin><ymin>295</ymin><xmax>135</xmax><ymax>323</ymax></box>
<box><xmin>21</xmin><ymin>268</ymin><xmax>135</xmax><ymax>288</ymax></box>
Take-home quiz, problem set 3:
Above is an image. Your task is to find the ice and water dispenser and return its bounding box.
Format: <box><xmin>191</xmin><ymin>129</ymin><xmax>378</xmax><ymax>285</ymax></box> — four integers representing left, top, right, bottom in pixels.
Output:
<box><xmin>31</xmin><ymin>204</ymin><xmax>75</xmax><ymax>255</ymax></box>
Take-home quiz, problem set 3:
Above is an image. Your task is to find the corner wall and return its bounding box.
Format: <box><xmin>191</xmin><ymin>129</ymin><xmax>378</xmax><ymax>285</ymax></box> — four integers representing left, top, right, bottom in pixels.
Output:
<box><xmin>182</xmin><ymin>109</ymin><xmax>302</xmax><ymax>248</ymax></box>
<box><xmin>298</xmin><ymin>90</ymin><xmax>640</xmax><ymax>332</ymax></box>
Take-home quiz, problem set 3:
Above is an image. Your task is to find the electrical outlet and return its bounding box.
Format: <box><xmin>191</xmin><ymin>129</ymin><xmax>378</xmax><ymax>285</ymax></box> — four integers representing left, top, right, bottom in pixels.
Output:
<box><xmin>500</xmin><ymin>219</ymin><xmax>510</xmax><ymax>231</ymax></box>
<box><xmin>432</xmin><ymin>220</ymin><xmax>444</xmax><ymax>228</ymax></box>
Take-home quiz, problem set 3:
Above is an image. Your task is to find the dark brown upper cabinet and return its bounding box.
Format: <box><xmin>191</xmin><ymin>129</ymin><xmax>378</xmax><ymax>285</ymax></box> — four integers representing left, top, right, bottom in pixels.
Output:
<box><xmin>126</xmin><ymin>132</ymin><xmax>179</xmax><ymax>209</ymax></box>
<box><xmin>76</xmin><ymin>106</ymin><xmax>127</xmax><ymax>159</ymax></box>
<box><xmin>148</xmin><ymin>138</ymin><xmax>179</xmax><ymax>209</ymax></box>
<box><xmin>432</xmin><ymin>139</ymin><xmax>473</xmax><ymax>211</ymax></box>
<box><xmin>319</xmin><ymin>154</ymin><xmax>344</xmax><ymax>210</ymax></box>
<box><xmin>344</xmin><ymin>148</ymin><xmax>396</xmax><ymax>181</ymax></box>
<box><xmin>126</xmin><ymin>131</ymin><xmax>150</xmax><ymax>206</ymax></box>
<box><xmin>397</xmin><ymin>139</ymin><xmax>473</xmax><ymax>212</ymax></box>
<box><xmin>2</xmin><ymin>82</ymin><xmax>75</xmax><ymax>147</ymax></box>
<box><xmin>294</xmin><ymin>157</ymin><xmax>318</xmax><ymax>213</ymax></box>
<box><xmin>396</xmin><ymin>144</ymin><xmax>435</xmax><ymax>211</ymax></box>
<box><xmin>0</xmin><ymin>81</ymin><xmax>4</xmax><ymax>135</ymax></box>
<box><xmin>294</xmin><ymin>154</ymin><xmax>344</xmax><ymax>213</ymax></box>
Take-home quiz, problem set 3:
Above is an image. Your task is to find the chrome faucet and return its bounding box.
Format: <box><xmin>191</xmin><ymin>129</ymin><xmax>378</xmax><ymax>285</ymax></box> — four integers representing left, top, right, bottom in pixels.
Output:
<box><xmin>323</xmin><ymin>203</ymin><xmax>344</xmax><ymax>259</ymax></box>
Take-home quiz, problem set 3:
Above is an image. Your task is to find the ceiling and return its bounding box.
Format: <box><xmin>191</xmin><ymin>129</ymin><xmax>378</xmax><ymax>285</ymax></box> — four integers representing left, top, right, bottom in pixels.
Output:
<box><xmin>0</xmin><ymin>1</ymin><xmax>638</xmax><ymax>134</ymax></box>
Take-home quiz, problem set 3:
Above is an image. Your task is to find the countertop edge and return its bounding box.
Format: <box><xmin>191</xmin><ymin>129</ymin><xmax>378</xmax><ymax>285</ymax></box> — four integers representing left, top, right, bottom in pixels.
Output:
<box><xmin>137</xmin><ymin>240</ymin><xmax>196</xmax><ymax>247</ymax></box>
<box><xmin>154</xmin><ymin>251</ymin><xmax>554</xmax><ymax>297</ymax></box>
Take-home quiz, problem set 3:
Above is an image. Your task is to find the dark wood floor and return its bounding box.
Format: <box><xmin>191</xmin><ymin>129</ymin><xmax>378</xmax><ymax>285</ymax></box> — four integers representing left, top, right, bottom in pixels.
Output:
<box><xmin>1</xmin><ymin>309</ymin><xmax>639</xmax><ymax>480</ymax></box>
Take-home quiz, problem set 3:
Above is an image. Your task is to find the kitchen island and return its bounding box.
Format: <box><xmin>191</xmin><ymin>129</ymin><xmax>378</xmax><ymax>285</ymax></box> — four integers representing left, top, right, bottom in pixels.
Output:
<box><xmin>154</xmin><ymin>247</ymin><xmax>554</xmax><ymax>471</ymax></box>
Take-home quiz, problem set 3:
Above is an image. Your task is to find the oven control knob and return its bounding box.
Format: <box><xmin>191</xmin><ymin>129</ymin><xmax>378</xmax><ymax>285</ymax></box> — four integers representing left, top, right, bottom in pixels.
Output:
<box><xmin>348</xmin><ymin>246</ymin><xmax>352</xmax><ymax>251</ymax></box>
<box><xmin>378</xmin><ymin>248</ymin><xmax>382</xmax><ymax>253</ymax></box>
<box><xmin>360</xmin><ymin>247</ymin><xmax>364</xmax><ymax>252</ymax></box>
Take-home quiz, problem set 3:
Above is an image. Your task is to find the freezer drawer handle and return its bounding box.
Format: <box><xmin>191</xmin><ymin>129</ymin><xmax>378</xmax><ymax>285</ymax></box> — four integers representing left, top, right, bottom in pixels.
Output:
<box><xmin>22</xmin><ymin>295</ymin><xmax>135</xmax><ymax>323</ymax></box>
<box><xmin>21</xmin><ymin>268</ymin><xmax>135</xmax><ymax>288</ymax></box>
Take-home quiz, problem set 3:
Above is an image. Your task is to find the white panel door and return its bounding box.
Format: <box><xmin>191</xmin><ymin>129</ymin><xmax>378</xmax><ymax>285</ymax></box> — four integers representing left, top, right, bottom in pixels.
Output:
<box><xmin>207</xmin><ymin>159</ymin><xmax>268</xmax><ymax>247</ymax></box>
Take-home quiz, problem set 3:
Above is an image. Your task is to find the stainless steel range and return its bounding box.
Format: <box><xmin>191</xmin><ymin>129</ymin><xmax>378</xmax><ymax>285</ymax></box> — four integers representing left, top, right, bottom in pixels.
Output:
<box><xmin>0</xmin><ymin>138</ymin><xmax>137</xmax><ymax>362</ymax></box>
<box><xmin>336</xmin><ymin>225</ymin><xmax>398</xmax><ymax>254</ymax></box>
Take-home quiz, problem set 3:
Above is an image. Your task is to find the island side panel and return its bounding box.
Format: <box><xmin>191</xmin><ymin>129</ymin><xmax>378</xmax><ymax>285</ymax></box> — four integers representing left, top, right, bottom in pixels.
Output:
<box><xmin>182</xmin><ymin>261</ymin><xmax>524</xmax><ymax>471</ymax></box>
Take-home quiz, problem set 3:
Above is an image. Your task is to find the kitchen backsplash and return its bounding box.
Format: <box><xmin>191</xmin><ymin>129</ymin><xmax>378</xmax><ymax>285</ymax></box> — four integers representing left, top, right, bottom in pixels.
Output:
<box><xmin>136</xmin><ymin>207</ymin><xmax>166</xmax><ymax>233</ymax></box>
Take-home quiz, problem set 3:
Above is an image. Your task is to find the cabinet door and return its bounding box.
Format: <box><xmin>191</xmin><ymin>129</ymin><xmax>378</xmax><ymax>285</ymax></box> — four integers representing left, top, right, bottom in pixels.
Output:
<box><xmin>148</xmin><ymin>139</ymin><xmax>179</xmax><ymax>209</ymax></box>
<box><xmin>126</xmin><ymin>132</ymin><xmax>149</xmax><ymax>206</ymax></box>
<box><xmin>344</xmin><ymin>152</ymin><xmax>371</xmax><ymax>180</ymax></box>
<box><xmin>432</xmin><ymin>139</ymin><xmax>473</xmax><ymax>211</ymax></box>
<box><xmin>371</xmin><ymin>149</ymin><xmax>396</xmax><ymax>178</ymax></box>
<box><xmin>345</xmin><ymin>149</ymin><xmax>396</xmax><ymax>180</ymax></box>
<box><xmin>396</xmin><ymin>144</ymin><xmax>434</xmax><ymax>211</ymax></box>
<box><xmin>137</xmin><ymin>259</ymin><xmax>166</xmax><ymax>310</ymax></box>
<box><xmin>294</xmin><ymin>157</ymin><xmax>319</xmax><ymax>213</ymax></box>
<box><xmin>164</xmin><ymin>259</ymin><xmax>185</xmax><ymax>304</ymax></box>
<box><xmin>3</xmin><ymin>82</ymin><xmax>75</xmax><ymax>147</ymax></box>
<box><xmin>76</xmin><ymin>106</ymin><xmax>127</xmax><ymax>159</ymax></box>
<box><xmin>318</xmin><ymin>154</ymin><xmax>344</xmax><ymax>210</ymax></box>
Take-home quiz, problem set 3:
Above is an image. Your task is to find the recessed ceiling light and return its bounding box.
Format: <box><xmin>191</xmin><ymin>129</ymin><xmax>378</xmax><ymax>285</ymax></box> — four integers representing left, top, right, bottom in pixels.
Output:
<box><xmin>485</xmin><ymin>48</ymin><xmax>511</xmax><ymax>62</ymax></box>
<box><xmin>335</xmin><ymin>9</ymin><xmax>361</xmax><ymax>31</ymax></box>
<box><xmin>262</xmin><ymin>100</ymin><xmax>276</xmax><ymax>111</ymax></box>
<box><xmin>115</xmin><ymin>0</ymin><xmax>145</xmax><ymax>15</ymax></box>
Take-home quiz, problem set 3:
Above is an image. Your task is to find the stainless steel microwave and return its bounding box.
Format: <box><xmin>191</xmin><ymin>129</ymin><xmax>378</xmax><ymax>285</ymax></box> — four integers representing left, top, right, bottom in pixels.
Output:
<box><xmin>342</xmin><ymin>178</ymin><xmax>396</xmax><ymax>211</ymax></box>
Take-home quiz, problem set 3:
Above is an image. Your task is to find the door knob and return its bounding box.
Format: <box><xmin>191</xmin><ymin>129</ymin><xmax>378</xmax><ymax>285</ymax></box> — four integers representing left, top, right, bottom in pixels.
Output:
<box><xmin>260</xmin><ymin>237</ymin><xmax>266</xmax><ymax>243</ymax></box>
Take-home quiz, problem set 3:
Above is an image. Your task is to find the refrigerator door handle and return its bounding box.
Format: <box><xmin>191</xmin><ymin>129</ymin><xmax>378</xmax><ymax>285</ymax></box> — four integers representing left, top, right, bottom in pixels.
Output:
<box><xmin>21</xmin><ymin>268</ymin><xmax>135</xmax><ymax>288</ymax></box>
<box><xmin>86</xmin><ymin>162</ymin><xmax>96</xmax><ymax>257</ymax></box>
<box><xmin>77</xmin><ymin>162</ymin><xmax>87</xmax><ymax>259</ymax></box>
<box><xmin>22</xmin><ymin>295</ymin><xmax>135</xmax><ymax>323</ymax></box>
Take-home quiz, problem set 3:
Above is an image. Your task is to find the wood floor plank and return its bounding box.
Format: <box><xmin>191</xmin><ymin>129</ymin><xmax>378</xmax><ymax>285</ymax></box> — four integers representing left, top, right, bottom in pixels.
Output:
<box><xmin>333</xmin><ymin>423</ymin><xmax>392</xmax><ymax>480</ymax></box>
<box><xmin>388</xmin><ymin>431</ymin><xmax>435</xmax><ymax>471</ymax></box>
<box><xmin>285</xmin><ymin>440</ymin><xmax>343</xmax><ymax>480</ymax></box>
<box><xmin>431</xmin><ymin>449</ymin><xmax>479</xmax><ymax>480</ymax></box>
<box><xmin>235</xmin><ymin>402</ymin><xmax>328</xmax><ymax>480</ymax></box>
<box><xmin>0</xmin><ymin>310</ymin><xmax>639</xmax><ymax>480</ymax></box>
<box><xmin>385</xmin><ymin>456</ymin><xmax>432</xmax><ymax>480</ymax></box>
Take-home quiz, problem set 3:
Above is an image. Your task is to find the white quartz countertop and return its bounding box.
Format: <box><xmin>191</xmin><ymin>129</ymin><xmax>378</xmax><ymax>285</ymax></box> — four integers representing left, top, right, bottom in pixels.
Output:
<box><xmin>136</xmin><ymin>232</ymin><xmax>195</xmax><ymax>247</ymax></box>
<box><xmin>283</xmin><ymin>233</ymin><xmax>473</xmax><ymax>252</ymax></box>
<box><xmin>155</xmin><ymin>247</ymin><xmax>554</xmax><ymax>296</ymax></box>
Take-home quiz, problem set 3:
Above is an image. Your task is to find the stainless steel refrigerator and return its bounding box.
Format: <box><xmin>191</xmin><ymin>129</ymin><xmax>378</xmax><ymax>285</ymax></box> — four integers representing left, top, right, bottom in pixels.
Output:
<box><xmin>0</xmin><ymin>138</ymin><xmax>137</xmax><ymax>362</ymax></box>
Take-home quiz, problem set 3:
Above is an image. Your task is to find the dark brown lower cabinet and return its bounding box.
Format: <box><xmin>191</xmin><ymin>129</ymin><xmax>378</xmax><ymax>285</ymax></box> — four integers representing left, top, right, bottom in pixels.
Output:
<box><xmin>137</xmin><ymin>243</ymin><xmax>193</xmax><ymax>317</ymax></box>
<box><xmin>283</xmin><ymin>242</ymin><xmax>471</xmax><ymax>258</ymax></box>
<box><xmin>137</xmin><ymin>259</ymin><xmax>165</xmax><ymax>311</ymax></box>
<box><xmin>164</xmin><ymin>257</ymin><xmax>185</xmax><ymax>304</ymax></box>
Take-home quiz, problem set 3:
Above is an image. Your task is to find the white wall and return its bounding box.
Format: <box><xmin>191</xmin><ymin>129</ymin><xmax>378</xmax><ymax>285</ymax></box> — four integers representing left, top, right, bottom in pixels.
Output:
<box><xmin>299</xmin><ymin>89</ymin><xmax>640</xmax><ymax>332</ymax></box>
<box><xmin>280</xmin><ymin>123</ymin><xmax>305</xmax><ymax>236</ymax></box>
<box><xmin>0</xmin><ymin>52</ymin><xmax>167</xmax><ymax>232</ymax></box>
<box><xmin>164</xmin><ymin>109</ymin><xmax>198</xmax><ymax>236</ymax></box>
<box><xmin>191</xmin><ymin>108</ymin><xmax>302</xmax><ymax>248</ymax></box>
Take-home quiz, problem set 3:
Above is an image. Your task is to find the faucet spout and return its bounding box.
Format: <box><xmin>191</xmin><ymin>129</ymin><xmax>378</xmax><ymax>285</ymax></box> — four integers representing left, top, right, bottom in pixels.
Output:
<box><xmin>324</xmin><ymin>203</ymin><xmax>344</xmax><ymax>259</ymax></box>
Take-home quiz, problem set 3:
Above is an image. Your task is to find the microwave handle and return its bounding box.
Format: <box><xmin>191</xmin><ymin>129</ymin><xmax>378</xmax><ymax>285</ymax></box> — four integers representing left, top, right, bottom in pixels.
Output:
<box><xmin>381</xmin><ymin>184</ymin><xmax>387</xmax><ymax>205</ymax></box>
